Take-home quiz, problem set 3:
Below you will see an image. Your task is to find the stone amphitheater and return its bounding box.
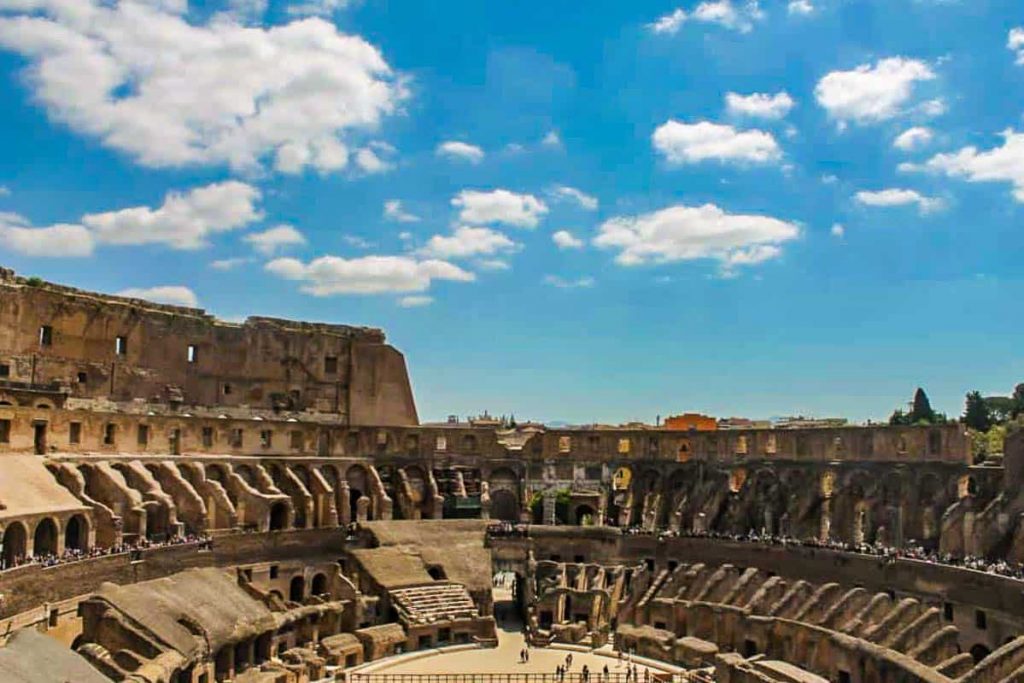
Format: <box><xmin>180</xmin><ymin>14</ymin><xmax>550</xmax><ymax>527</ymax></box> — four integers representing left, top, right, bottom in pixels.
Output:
<box><xmin>1</xmin><ymin>267</ymin><xmax>1024</xmax><ymax>683</ymax></box>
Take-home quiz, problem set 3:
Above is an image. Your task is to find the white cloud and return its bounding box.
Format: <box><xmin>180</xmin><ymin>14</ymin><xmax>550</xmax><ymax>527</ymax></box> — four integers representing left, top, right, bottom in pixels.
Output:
<box><xmin>787</xmin><ymin>0</ymin><xmax>814</xmax><ymax>15</ymax></box>
<box><xmin>436</xmin><ymin>141</ymin><xmax>484</xmax><ymax>164</ymax></box>
<box><xmin>452</xmin><ymin>189</ymin><xmax>548</xmax><ymax>228</ymax></box>
<box><xmin>417</xmin><ymin>226</ymin><xmax>517</xmax><ymax>260</ymax></box>
<box><xmin>830</xmin><ymin>223</ymin><xmax>845</xmax><ymax>237</ymax></box>
<box><xmin>475</xmin><ymin>258</ymin><xmax>510</xmax><ymax>271</ymax></box>
<box><xmin>243</xmin><ymin>224</ymin><xmax>306</xmax><ymax>255</ymax></box>
<box><xmin>854</xmin><ymin>188</ymin><xmax>944</xmax><ymax>213</ymax></box>
<box><xmin>821</xmin><ymin>174</ymin><xmax>839</xmax><ymax>184</ymax></box>
<box><xmin>544</xmin><ymin>275</ymin><xmax>595</xmax><ymax>289</ymax></box>
<box><xmin>0</xmin><ymin>181</ymin><xmax>260</xmax><ymax>257</ymax></box>
<box><xmin>0</xmin><ymin>212</ymin><xmax>94</xmax><ymax>257</ymax></box>
<box><xmin>652</xmin><ymin>120</ymin><xmax>781</xmax><ymax>165</ymax></box>
<box><xmin>0</xmin><ymin>1</ymin><xmax>405</xmax><ymax>174</ymax></box>
<box><xmin>593</xmin><ymin>203</ymin><xmax>799</xmax><ymax>270</ymax></box>
<box><xmin>343</xmin><ymin>234</ymin><xmax>375</xmax><ymax>249</ymax></box>
<box><xmin>83</xmin><ymin>181</ymin><xmax>262</xmax><ymax>249</ymax></box>
<box><xmin>286</xmin><ymin>0</ymin><xmax>349</xmax><ymax>17</ymax></box>
<box><xmin>397</xmin><ymin>295</ymin><xmax>433</xmax><ymax>308</ymax></box>
<box><xmin>383</xmin><ymin>200</ymin><xmax>420</xmax><ymax>223</ymax></box>
<box><xmin>902</xmin><ymin>130</ymin><xmax>1024</xmax><ymax>202</ymax></box>
<box><xmin>541</xmin><ymin>130</ymin><xmax>562</xmax><ymax>148</ymax></box>
<box><xmin>1009</xmin><ymin>27</ymin><xmax>1024</xmax><ymax>65</ymax></box>
<box><xmin>648</xmin><ymin>8</ymin><xmax>687</xmax><ymax>34</ymax></box>
<box><xmin>354</xmin><ymin>145</ymin><xmax>394</xmax><ymax>175</ymax></box>
<box><xmin>916</xmin><ymin>98</ymin><xmax>947</xmax><ymax>119</ymax></box>
<box><xmin>265</xmin><ymin>254</ymin><xmax>474</xmax><ymax>295</ymax></box>
<box><xmin>893</xmin><ymin>126</ymin><xmax>933</xmax><ymax>151</ymax></box>
<box><xmin>551</xmin><ymin>185</ymin><xmax>598</xmax><ymax>210</ymax></box>
<box><xmin>648</xmin><ymin>2</ymin><xmax>763</xmax><ymax>34</ymax></box>
<box><xmin>552</xmin><ymin>230</ymin><xmax>584</xmax><ymax>250</ymax></box>
<box><xmin>209</xmin><ymin>257</ymin><xmax>251</xmax><ymax>270</ymax></box>
<box><xmin>117</xmin><ymin>285</ymin><xmax>198</xmax><ymax>308</ymax></box>
<box><xmin>725</xmin><ymin>91</ymin><xmax>795</xmax><ymax>119</ymax></box>
<box><xmin>815</xmin><ymin>58</ymin><xmax>937</xmax><ymax>125</ymax></box>
<box><xmin>0</xmin><ymin>186</ymin><xmax>9</xmax><ymax>197</ymax></box>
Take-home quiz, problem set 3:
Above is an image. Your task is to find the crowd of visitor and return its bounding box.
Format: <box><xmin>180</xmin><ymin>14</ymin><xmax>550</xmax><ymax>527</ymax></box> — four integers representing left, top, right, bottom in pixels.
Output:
<box><xmin>0</xmin><ymin>533</ymin><xmax>212</xmax><ymax>572</ymax></box>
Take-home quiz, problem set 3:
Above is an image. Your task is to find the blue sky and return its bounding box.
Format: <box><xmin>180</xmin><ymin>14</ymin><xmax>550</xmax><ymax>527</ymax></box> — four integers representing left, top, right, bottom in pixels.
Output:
<box><xmin>1</xmin><ymin>0</ymin><xmax>1022</xmax><ymax>424</ymax></box>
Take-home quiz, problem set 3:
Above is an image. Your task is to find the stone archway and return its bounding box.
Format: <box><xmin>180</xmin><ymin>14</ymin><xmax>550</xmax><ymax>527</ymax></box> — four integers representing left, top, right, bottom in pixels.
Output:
<box><xmin>269</xmin><ymin>502</ymin><xmax>289</xmax><ymax>531</ymax></box>
<box><xmin>574</xmin><ymin>504</ymin><xmax>596</xmax><ymax>526</ymax></box>
<box><xmin>65</xmin><ymin>514</ymin><xmax>89</xmax><ymax>552</ymax></box>
<box><xmin>33</xmin><ymin>517</ymin><xmax>59</xmax><ymax>557</ymax></box>
<box><xmin>311</xmin><ymin>573</ymin><xmax>329</xmax><ymax>597</ymax></box>
<box><xmin>1</xmin><ymin>522</ymin><xmax>27</xmax><ymax>568</ymax></box>
<box><xmin>289</xmin><ymin>575</ymin><xmax>305</xmax><ymax>603</ymax></box>
<box><xmin>491</xmin><ymin>489</ymin><xmax>519</xmax><ymax>522</ymax></box>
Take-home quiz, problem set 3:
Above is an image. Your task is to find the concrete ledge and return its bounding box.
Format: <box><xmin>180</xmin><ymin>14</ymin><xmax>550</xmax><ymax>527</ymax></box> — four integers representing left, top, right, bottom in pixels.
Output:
<box><xmin>350</xmin><ymin>644</ymin><xmax>483</xmax><ymax>673</ymax></box>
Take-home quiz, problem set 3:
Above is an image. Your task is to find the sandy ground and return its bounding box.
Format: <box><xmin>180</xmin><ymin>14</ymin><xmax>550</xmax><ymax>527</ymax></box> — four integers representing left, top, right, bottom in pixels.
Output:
<box><xmin>371</xmin><ymin>589</ymin><xmax>667</xmax><ymax>676</ymax></box>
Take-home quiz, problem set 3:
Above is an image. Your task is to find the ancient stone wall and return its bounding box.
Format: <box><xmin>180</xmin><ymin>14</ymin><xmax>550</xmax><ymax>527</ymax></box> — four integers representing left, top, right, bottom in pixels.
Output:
<box><xmin>0</xmin><ymin>269</ymin><xmax>417</xmax><ymax>425</ymax></box>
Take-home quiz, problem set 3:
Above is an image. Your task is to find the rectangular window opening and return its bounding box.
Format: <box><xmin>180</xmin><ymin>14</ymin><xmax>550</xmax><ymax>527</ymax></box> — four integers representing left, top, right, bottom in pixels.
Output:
<box><xmin>202</xmin><ymin>427</ymin><xmax>214</xmax><ymax>448</ymax></box>
<box><xmin>325</xmin><ymin>356</ymin><xmax>338</xmax><ymax>374</ymax></box>
<box><xmin>69</xmin><ymin>421</ymin><xmax>81</xmax><ymax>445</ymax></box>
<box><xmin>0</xmin><ymin>363</ymin><xmax>9</xmax><ymax>378</ymax></box>
<box><xmin>290</xmin><ymin>430</ymin><xmax>303</xmax><ymax>450</ymax></box>
<box><xmin>115</xmin><ymin>336</ymin><xmax>127</xmax><ymax>356</ymax></box>
<box><xmin>187</xmin><ymin>344</ymin><xmax>198</xmax><ymax>363</ymax></box>
<box><xmin>103</xmin><ymin>423</ymin><xmax>117</xmax><ymax>446</ymax></box>
<box><xmin>0</xmin><ymin>419</ymin><xmax>10</xmax><ymax>444</ymax></box>
<box><xmin>260</xmin><ymin>430</ymin><xmax>273</xmax><ymax>449</ymax></box>
<box><xmin>39</xmin><ymin>325</ymin><xmax>53</xmax><ymax>347</ymax></box>
<box><xmin>137</xmin><ymin>424</ymin><xmax>149</xmax><ymax>446</ymax></box>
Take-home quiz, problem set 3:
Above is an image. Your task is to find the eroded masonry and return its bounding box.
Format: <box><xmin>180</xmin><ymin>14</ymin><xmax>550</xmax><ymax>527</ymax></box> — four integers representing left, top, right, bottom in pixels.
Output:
<box><xmin>2</xmin><ymin>268</ymin><xmax>1024</xmax><ymax>683</ymax></box>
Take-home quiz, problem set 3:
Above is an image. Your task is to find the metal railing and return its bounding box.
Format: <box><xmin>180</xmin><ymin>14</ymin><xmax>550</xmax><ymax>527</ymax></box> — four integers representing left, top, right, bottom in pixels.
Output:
<box><xmin>347</xmin><ymin>674</ymin><xmax>680</xmax><ymax>683</ymax></box>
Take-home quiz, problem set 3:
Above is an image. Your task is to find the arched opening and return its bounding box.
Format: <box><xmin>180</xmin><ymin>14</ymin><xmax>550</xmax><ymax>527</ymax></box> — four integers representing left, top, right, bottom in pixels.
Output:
<box><xmin>311</xmin><ymin>573</ymin><xmax>329</xmax><ymax>597</ymax></box>
<box><xmin>65</xmin><ymin>514</ymin><xmax>88</xmax><ymax>552</ymax></box>
<box><xmin>970</xmin><ymin>644</ymin><xmax>991</xmax><ymax>664</ymax></box>
<box><xmin>491</xmin><ymin>489</ymin><xmax>519</xmax><ymax>522</ymax></box>
<box><xmin>427</xmin><ymin>566</ymin><xmax>446</xmax><ymax>580</ymax></box>
<box><xmin>1</xmin><ymin>522</ymin><xmax>27</xmax><ymax>569</ymax></box>
<box><xmin>268</xmin><ymin>502</ymin><xmax>289</xmax><ymax>531</ymax></box>
<box><xmin>346</xmin><ymin>465</ymin><xmax>369</xmax><ymax>521</ymax></box>
<box><xmin>574</xmin><ymin>504</ymin><xmax>596</xmax><ymax>526</ymax></box>
<box><xmin>33</xmin><ymin>517</ymin><xmax>59</xmax><ymax>557</ymax></box>
<box><xmin>289</xmin><ymin>576</ymin><xmax>305</xmax><ymax>603</ymax></box>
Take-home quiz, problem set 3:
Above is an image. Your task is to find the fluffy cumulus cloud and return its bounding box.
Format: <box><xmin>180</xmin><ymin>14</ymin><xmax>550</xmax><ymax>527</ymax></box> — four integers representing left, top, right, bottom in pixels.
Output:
<box><xmin>0</xmin><ymin>212</ymin><xmax>94</xmax><ymax>257</ymax></box>
<box><xmin>831</xmin><ymin>223</ymin><xmax>845</xmax><ymax>237</ymax></box>
<box><xmin>815</xmin><ymin>58</ymin><xmax>936</xmax><ymax>125</ymax></box>
<box><xmin>854</xmin><ymin>188</ymin><xmax>944</xmax><ymax>213</ymax></box>
<box><xmin>552</xmin><ymin>230</ymin><xmax>584</xmax><ymax>250</ymax></box>
<box><xmin>551</xmin><ymin>185</ymin><xmax>598</xmax><ymax>210</ymax></box>
<box><xmin>243</xmin><ymin>224</ymin><xmax>306</xmax><ymax>255</ymax></box>
<box><xmin>116</xmin><ymin>285</ymin><xmax>199</xmax><ymax>308</ymax></box>
<box><xmin>902</xmin><ymin>130</ymin><xmax>1024</xmax><ymax>202</ymax></box>
<box><xmin>436</xmin><ymin>140</ymin><xmax>485</xmax><ymax>163</ymax></box>
<box><xmin>0</xmin><ymin>181</ymin><xmax>261</xmax><ymax>257</ymax></box>
<box><xmin>417</xmin><ymin>226</ymin><xmax>517</xmax><ymax>260</ymax></box>
<box><xmin>265</xmin><ymin>255</ymin><xmax>474</xmax><ymax>295</ymax></box>
<box><xmin>648</xmin><ymin>1</ymin><xmax>763</xmax><ymax>35</ymax></box>
<box><xmin>1010</xmin><ymin>28</ymin><xmax>1024</xmax><ymax>65</ymax></box>
<box><xmin>594</xmin><ymin>203</ymin><xmax>799</xmax><ymax>271</ymax></box>
<box><xmin>543</xmin><ymin>275</ymin><xmax>595</xmax><ymax>289</ymax></box>
<box><xmin>652</xmin><ymin>120</ymin><xmax>781</xmax><ymax>165</ymax></box>
<box><xmin>893</xmin><ymin>126</ymin><xmax>933</xmax><ymax>151</ymax></box>
<box><xmin>725</xmin><ymin>92</ymin><xmax>795</xmax><ymax>119</ymax></box>
<box><xmin>82</xmin><ymin>181</ymin><xmax>262</xmax><ymax>249</ymax></box>
<box><xmin>451</xmin><ymin>189</ymin><xmax>548</xmax><ymax>228</ymax></box>
<box><xmin>788</xmin><ymin>0</ymin><xmax>814</xmax><ymax>15</ymax></box>
<box><xmin>383</xmin><ymin>200</ymin><xmax>420</xmax><ymax>223</ymax></box>
<box><xmin>0</xmin><ymin>1</ymin><xmax>406</xmax><ymax>174</ymax></box>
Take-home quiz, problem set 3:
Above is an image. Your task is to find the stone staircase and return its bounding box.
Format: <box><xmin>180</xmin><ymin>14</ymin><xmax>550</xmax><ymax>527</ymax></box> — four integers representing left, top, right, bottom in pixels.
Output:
<box><xmin>389</xmin><ymin>582</ymin><xmax>478</xmax><ymax>625</ymax></box>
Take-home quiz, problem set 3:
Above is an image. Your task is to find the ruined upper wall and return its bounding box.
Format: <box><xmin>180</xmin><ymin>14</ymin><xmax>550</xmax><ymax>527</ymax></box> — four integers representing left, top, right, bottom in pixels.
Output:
<box><xmin>0</xmin><ymin>268</ymin><xmax>418</xmax><ymax>425</ymax></box>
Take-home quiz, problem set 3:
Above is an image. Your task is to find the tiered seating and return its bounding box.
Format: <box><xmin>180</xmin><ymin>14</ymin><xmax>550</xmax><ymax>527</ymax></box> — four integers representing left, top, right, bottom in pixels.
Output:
<box><xmin>389</xmin><ymin>582</ymin><xmax>478</xmax><ymax>624</ymax></box>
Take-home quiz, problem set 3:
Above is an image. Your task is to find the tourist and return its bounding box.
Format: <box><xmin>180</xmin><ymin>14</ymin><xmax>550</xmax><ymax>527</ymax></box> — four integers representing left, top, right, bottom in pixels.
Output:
<box><xmin>582</xmin><ymin>664</ymin><xmax>590</xmax><ymax>682</ymax></box>
<box><xmin>603</xmin><ymin>663</ymin><xmax>609</xmax><ymax>680</ymax></box>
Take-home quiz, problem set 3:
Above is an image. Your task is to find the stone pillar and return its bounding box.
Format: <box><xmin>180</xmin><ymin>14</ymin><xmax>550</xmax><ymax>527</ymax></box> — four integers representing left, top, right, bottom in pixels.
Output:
<box><xmin>338</xmin><ymin>481</ymin><xmax>351</xmax><ymax>526</ymax></box>
<box><xmin>356</xmin><ymin>496</ymin><xmax>370</xmax><ymax>523</ymax></box>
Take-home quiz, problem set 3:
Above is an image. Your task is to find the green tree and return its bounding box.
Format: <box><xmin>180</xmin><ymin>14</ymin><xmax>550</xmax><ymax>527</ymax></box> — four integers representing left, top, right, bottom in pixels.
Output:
<box><xmin>984</xmin><ymin>396</ymin><xmax>1016</xmax><ymax>423</ymax></box>
<box><xmin>889</xmin><ymin>409</ymin><xmax>909</xmax><ymax>426</ymax></box>
<box><xmin>1013</xmin><ymin>383</ymin><xmax>1024</xmax><ymax>418</ymax></box>
<box><xmin>909</xmin><ymin>387</ymin><xmax>936</xmax><ymax>424</ymax></box>
<box><xmin>963</xmin><ymin>391</ymin><xmax>992</xmax><ymax>431</ymax></box>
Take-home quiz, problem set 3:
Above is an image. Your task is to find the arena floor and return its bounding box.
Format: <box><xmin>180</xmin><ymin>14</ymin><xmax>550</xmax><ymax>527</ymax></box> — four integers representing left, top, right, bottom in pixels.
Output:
<box><xmin>368</xmin><ymin>588</ymin><xmax>672</xmax><ymax>676</ymax></box>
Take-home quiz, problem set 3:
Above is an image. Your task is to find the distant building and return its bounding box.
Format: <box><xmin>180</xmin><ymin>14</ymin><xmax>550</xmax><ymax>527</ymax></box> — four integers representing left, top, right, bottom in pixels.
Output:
<box><xmin>718</xmin><ymin>417</ymin><xmax>773</xmax><ymax>430</ymax></box>
<box><xmin>663</xmin><ymin>413</ymin><xmax>718</xmax><ymax>431</ymax></box>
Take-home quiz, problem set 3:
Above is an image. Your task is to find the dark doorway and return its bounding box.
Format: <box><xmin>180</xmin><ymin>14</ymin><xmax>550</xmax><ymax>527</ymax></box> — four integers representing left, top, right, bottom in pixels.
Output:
<box><xmin>33</xmin><ymin>518</ymin><xmax>58</xmax><ymax>557</ymax></box>
<box><xmin>289</xmin><ymin>576</ymin><xmax>305</xmax><ymax>602</ymax></box>
<box><xmin>34</xmin><ymin>422</ymin><xmax>47</xmax><ymax>455</ymax></box>
<box><xmin>65</xmin><ymin>514</ymin><xmax>88</xmax><ymax>551</ymax></box>
<box><xmin>269</xmin><ymin>502</ymin><xmax>289</xmax><ymax>531</ymax></box>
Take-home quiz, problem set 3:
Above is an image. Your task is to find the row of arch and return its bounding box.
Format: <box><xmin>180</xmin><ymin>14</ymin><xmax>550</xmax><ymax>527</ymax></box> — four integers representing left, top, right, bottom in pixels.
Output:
<box><xmin>0</xmin><ymin>513</ymin><xmax>89</xmax><ymax>569</ymax></box>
